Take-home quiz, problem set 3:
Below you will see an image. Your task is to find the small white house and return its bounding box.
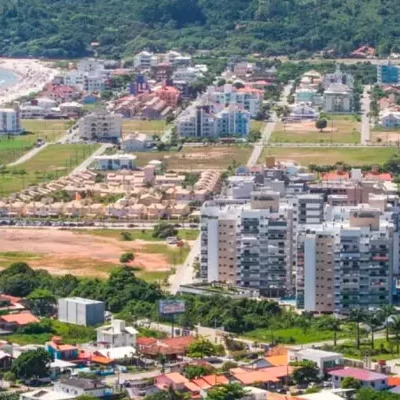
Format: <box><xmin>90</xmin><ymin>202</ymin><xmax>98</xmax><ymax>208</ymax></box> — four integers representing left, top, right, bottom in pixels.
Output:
<box><xmin>121</xmin><ymin>133</ymin><xmax>153</xmax><ymax>152</ymax></box>
<box><xmin>289</xmin><ymin>348</ymin><xmax>344</xmax><ymax>377</ymax></box>
<box><xmin>54</xmin><ymin>378</ymin><xmax>111</xmax><ymax>398</ymax></box>
<box><xmin>21</xmin><ymin>389</ymin><xmax>75</xmax><ymax>400</ymax></box>
<box><xmin>95</xmin><ymin>154</ymin><xmax>137</xmax><ymax>170</ymax></box>
<box><xmin>379</xmin><ymin>111</ymin><xmax>400</xmax><ymax>128</ymax></box>
<box><xmin>96</xmin><ymin>319</ymin><xmax>138</xmax><ymax>348</ymax></box>
<box><xmin>289</xmin><ymin>103</ymin><xmax>319</xmax><ymax>120</ymax></box>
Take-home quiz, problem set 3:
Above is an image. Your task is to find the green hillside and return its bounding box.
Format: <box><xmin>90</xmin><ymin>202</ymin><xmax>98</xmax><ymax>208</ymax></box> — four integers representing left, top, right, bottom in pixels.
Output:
<box><xmin>1</xmin><ymin>0</ymin><xmax>399</xmax><ymax>58</ymax></box>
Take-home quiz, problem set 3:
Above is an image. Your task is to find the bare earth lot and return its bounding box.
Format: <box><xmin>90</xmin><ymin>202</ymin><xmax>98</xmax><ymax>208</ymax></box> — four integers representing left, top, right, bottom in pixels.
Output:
<box><xmin>0</xmin><ymin>229</ymin><xmax>182</xmax><ymax>280</ymax></box>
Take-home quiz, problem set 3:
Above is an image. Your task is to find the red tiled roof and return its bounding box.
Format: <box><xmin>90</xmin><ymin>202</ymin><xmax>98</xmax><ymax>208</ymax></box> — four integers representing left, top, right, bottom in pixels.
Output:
<box><xmin>321</xmin><ymin>172</ymin><xmax>350</xmax><ymax>181</ymax></box>
<box><xmin>161</xmin><ymin>336</ymin><xmax>194</xmax><ymax>347</ymax></box>
<box><xmin>388</xmin><ymin>377</ymin><xmax>400</xmax><ymax>386</ymax></box>
<box><xmin>137</xmin><ymin>337</ymin><xmax>157</xmax><ymax>346</ymax></box>
<box><xmin>329</xmin><ymin>367</ymin><xmax>387</xmax><ymax>381</ymax></box>
<box><xmin>191</xmin><ymin>378</ymin><xmax>211</xmax><ymax>390</ymax></box>
<box><xmin>163</xmin><ymin>372</ymin><xmax>188</xmax><ymax>384</ymax></box>
<box><xmin>1</xmin><ymin>312</ymin><xmax>39</xmax><ymax>326</ymax></box>
<box><xmin>185</xmin><ymin>381</ymin><xmax>201</xmax><ymax>392</ymax></box>
<box><xmin>231</xmin><ymin>366</ymin><xmax>293</xmax><ymax>385</ymax></box>
<box><xmin>365</xmin><ymin>172</ymin><xmax>392</xmax><ymax>181</ymax></box>
<box><xmin>202</xmin><ymin>375</ymin><xmax>229</xmax><ymax>386</ymax></box>
<box><xmin>0</xmin><ymin>294</ymin><xmax>22</xmax><ymax>305</ymax></box>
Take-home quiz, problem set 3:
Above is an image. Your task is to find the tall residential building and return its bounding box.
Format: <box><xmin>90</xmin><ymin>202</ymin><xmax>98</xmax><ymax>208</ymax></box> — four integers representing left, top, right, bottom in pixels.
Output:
<box><xmin>0</xmin><ymin>108</ymin><xmax>20</xmax><ymax>134</ymax></box>
<box><xmin>296</xmin><ymin>206</ymin><xmax>395</xmax><ymax>314</ymax></box>
<box><xmin>377</xmin><ymin>60</ymin><xmax>400</xmax><ymax>85</ymax></box>
<box><xmin>200</xmin><ymin>194</ymin><xmax>294</xmax><ymax>296</ymax></box>
<box><xmin>177</xmin><ymin>104</ymin><xmax>250</xmax><ymax>138</ymax></box>
<box><xmin>323</xmin><ymin>84</ymin><xmax>353</xmax><ymax>113</ymax></box>
<box><xmin>78</xmin><ymin>110</ymin><xmax>122</xmax><ymax>141</ymax></box>
<box><xmin>206</xmin><ymin>84</ymin><xmax>262</xmax><ymax>117</ymax></box>
<box><xmin>133</xmin><ymin>51</ymin><xmax>158</xmax><ymax>69</ymax></box>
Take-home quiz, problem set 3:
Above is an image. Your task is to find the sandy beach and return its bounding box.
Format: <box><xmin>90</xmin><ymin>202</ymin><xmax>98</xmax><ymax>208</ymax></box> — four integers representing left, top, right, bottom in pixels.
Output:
<box><xmin>0</xmin><ymin>58</ymin><xmax>56</xmax><ymax>106</ymax></box>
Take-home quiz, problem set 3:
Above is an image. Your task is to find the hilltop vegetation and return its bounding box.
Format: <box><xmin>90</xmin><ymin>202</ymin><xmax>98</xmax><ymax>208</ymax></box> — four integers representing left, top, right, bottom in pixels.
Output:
<box><xmin>2</xmin><ymin>0</ymin><xmax>400</xmax><ymax>58</ymax></box>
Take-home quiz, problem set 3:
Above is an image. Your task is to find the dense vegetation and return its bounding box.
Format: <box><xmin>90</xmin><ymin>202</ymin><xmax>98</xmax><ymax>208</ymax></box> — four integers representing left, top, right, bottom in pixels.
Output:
<box><xmin>3</xmin><ymin>0</ymin><xmax>400</xmax><ymax>58</ymax></box>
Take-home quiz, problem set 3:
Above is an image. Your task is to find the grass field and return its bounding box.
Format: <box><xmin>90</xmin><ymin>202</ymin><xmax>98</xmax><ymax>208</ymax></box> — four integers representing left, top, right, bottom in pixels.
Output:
<box><xmin>76</xmin><ymin>229</ymin><xmax>199</xmax><ymax>242</ymax></box>
<box><xmin>0</xmin><ymin>120</ymin><xmax>74</xmax><ymax>165</ymax></box>
<box><xmin>0</xmin><ymin>144</ymin><xmax>99</xmax><ymax>196</ymax></box>
<box><xmin>122</xmin><ymin>120</ymin><xmax>170</xmax><ymax>136</ymax></box>
<box><xmin>245</xmin><ymin>327</ymin><xmax>347</xmax><ymax>344</ymax></box>
<box><xmin>270</xmin><ymin>119</ymin><xmax>360</xmax><ymax>144</ymax></box>
<box><xmin>135</xmin><ymin>145</ymin><xmax>252</xmax><ymax>170</ymax></box>
<box><xmin>260</xmin><ymin>147</ymin><xmax>398</xmax><ymax>166</ymax></box>
<box><xmin>250</xmin><ymin>120</ymin><xmax>266</xmax><ymax>132</ymax></box>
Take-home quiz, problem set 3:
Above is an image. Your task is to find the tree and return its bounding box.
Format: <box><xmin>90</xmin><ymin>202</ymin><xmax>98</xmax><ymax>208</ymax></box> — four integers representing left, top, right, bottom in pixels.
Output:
<box><xmin>206</xmin><ymin>383</ymin><xmax>247</xmax><ymax>400</ymax></box>
<box><xmin>187</xmin><ymin>337</ymin><xmax>221</xmax><ymax>358</ymax></box>
<box><xmin>290</xmin><ymin>360</ymin><xmax>319</xmax><ymax>384</ymax></box>
<box><xmin>75</xmin><ymin>395</ymin><xmax>98</xmax><ymax>400</ymax></box>
<box><xmin>380</xmin><ymin>304</ymin><xmax>396</xmax><ymax>341</ymax></box>
<box><xmin>248</xmin><ymin>129</ymin><xmax>261</xmax><ymax>143</ymax></box>
<box><xmin>26</xmin><ymin>289</ymin><xmax>56</xmax><ymax>317</ymax></box>
<box><xmin>349</xmin><ymin>307</ymin><xmax>366</xmax><ymax>350</ymax></box>
<box><xmin>221</xmin><ymin>361</ymin><xmax>238</xmax><ymax>372</ymax></box>
<box><xmin>152</xmin><ymin>223</ymin><xmax>178</xmax><ymax>239</ymax></box>
<box><xmin>11</xmin><ymin>348</ymin><xmax>51</xmax><ymax>380</ymax></box>
<box><xmin>3</xmin><ymin>371</ymin><xmax>16</xmax><ymax>383</ymax></box>
<box><xmin>315</xmin><ymin>119</ymin><xmax>328</xmax><ymax>132</ymax></box>
<box><xmin>365</xmin><ymin>311</ymin><xmax>383</xmax><ymax>350</ymax></box>
<box><xmin>120</xmin><ymin>231</ymin><xmax>133</xmax><ymax>241</ymax></box>
<box><xmin>183</xmin><ymin>364</ymin><xmax>214</xmax><ymax>380</ymax></box>
<box><xmin>390</xmin><ymin>315</ymin><xmax>400</xmax><ymax>354</ymax></box>
<box><xmin>341</xmin><ymin>376</ymin><xmax>361</xmax><ymax>390</ymax></box>
<box><xmin>120</xmin><ymin>252</ymin><xmax>135</xmax><ymax>264</ymax></box>
<box><xmin>321</xmin><ymin>316</ymin><xmax>342</xmax><ymax>347</ymax></box>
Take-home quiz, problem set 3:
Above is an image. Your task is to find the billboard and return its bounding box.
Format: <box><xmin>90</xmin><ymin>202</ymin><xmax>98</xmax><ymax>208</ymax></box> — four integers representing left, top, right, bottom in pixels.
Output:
<box><xmin>159</xmin><ymin>300</ymin><xmax>185</xmax><ymax>316</ymax></box>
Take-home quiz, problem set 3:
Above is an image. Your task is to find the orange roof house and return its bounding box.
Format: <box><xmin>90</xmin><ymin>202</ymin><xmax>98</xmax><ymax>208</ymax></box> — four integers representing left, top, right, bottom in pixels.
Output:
<box><xmin>0</xmin><ymin>312</ymin><xmax>39</xmax><ymax>327</ymax></box>
<box><xmin>139</xmin><ymin>335</ymin><xmax>195</xmax><ymax>358</ymax></box>
<box><xmin>230</xmin><ymin>366</ymin><xmax>293</xmax><ymax>385</ymax></box>
<box><xmin>155</xmin><ymin>373</ymin><xmax>189</xmax><ymax>391</ymax></box>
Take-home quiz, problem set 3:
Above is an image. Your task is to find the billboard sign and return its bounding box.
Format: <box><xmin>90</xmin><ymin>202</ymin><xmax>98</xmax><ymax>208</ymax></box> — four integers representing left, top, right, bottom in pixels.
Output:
<box><xmin>159</xmin><ymin>300</ymin><xmax>185</xmax><ymax>316</ymax></box>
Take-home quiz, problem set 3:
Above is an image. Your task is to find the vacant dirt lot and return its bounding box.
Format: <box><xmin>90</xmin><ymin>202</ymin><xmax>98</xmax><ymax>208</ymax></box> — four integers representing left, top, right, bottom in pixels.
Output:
<box><xmin>0</xmin><ymin>228</ymin><xmax>175</xmax><ymax>278</ymax></box>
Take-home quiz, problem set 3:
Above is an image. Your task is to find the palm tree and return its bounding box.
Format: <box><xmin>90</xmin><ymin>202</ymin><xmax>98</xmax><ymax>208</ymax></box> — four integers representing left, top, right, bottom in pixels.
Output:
<box><xmin>323</xmin><ymin>316</ymin><xmax>342</xmax><ymax>347</ymax></box>
<box><xmin>349</xmin><ymin>307</ymin><xmax>366</xmax><ymax>349</ymax></box>
<box><xmin>380</xmin><ymin>304</ymin><xmax>396</xmax><ymax>341</ymax></box>
<box><xmin>390</xmin><ymin>315</ymin><xmax>400</xmax><ymax>354</ymax></box>
<box><xmin>365</xmin><ymin>311</ymin><xmax>383</xmax><ymax>350</ymax></box>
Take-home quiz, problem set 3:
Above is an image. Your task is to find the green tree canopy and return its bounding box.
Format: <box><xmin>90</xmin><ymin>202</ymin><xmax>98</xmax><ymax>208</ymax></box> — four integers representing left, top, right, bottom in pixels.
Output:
<box><xmin>11</xmin><ymin>348</ymin><xmax>51</xmax><ymax>380</ymax></box>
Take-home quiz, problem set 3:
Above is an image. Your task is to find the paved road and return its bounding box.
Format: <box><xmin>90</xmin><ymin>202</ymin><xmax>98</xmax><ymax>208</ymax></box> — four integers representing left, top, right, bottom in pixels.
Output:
<box><xmin>7</xmin><ymin>143</ymin><xmax>49</xmax><ymax>167</ymax></box>
<box><xmin>247</xmin><ymin>83</ymin><xmax>292</xmax><ymax>167</ymax></box>
<box><xmin>361</xmin><ymin>86</ymin><xmax>371</xmax><ymax>145</ymax></box>
<box><xmin>169</xmin><ymin>235</ymin><xmax>200</xmax><ymax>294</ymax></box>
<box><xmin>264</xmin><ymin>143</ymin><xmax>393</xmax><ymax>148</ymax></box>
<box><xmin>104</xmin><ymin>369</ymin><xmax>161</xmax><ymax>385</ymax></box>
<box><xmin>69</xmin><ymin>143</ymin><xmax>109</xmax><ymax>175</ymax></box>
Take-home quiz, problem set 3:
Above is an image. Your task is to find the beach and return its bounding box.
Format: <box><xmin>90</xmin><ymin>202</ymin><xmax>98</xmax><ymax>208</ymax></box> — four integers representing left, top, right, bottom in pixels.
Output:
<box><xmin>0</xmin><ymin>58</ymin><xmax>56</xmax><ymax>106</ymax></box>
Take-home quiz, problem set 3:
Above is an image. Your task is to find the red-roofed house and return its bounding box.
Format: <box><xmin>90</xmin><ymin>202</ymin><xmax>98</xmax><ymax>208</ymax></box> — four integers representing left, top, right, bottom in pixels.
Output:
<box><xmin>42</xmin><ymin>84</ymin><xmax>80</xmax><ymax>103</ymax></box>
<box><xmin>155</xmin><ymin>86</ymin><xmax>181</xmax><ymax>108</ymax></box>
<box><xmin>321</xmin><ymin>171</ymin><xmax>350</xmax><ymax>182</ymax></box>
<box><xmin>0</xmin><ymin>311</ymin><xmax>39</xmax><ymax>330</ymax></box>
<box><xmin>155</xmin><ymin>373</ymin><xmax>189</xmax><ymax>391</ymax></box>
<box><xmin>350</xmin><ymin>46</ymin><xmax>376</xmax><ymax>58</ymax></box>
<box><xmin>365</xmin><ymin>172</ymin><xmax>392</xmax><ymax>181</ymax></box>
<box><xmin>46</xmin><ymin>336</ymin><xmax>78</xmax><ymax>360</ymax></box>
<box><xmin>329</xmin><ymin>367</ymin><xmax>388</xmax><ymax>390</ymax></box>
<box><xmin>139</xmin><ymin>336</ymin><xmax>195</xmax><ymax>359</ymax></box>
<box><xmin>231</xmin><ymin>366</ymin><xmax>293</xmax><ymax>386</ymax></box>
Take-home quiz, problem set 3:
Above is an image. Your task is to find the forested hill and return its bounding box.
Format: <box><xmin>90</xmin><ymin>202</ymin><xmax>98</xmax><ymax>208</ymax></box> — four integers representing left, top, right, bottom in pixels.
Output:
<box><xmin>2</xmin><ymin>0</ymin><xmax>400</xmax><ymax>58</ymax></box>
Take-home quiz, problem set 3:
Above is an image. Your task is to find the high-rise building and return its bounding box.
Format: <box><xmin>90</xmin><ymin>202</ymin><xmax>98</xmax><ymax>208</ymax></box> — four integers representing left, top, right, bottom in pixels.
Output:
<box><xmin>296</xmin><ymin>206</ymin><xmax>395</xmax><ymax>314</ymax></box>
<box><xmin>200</xmin><ymin>194</ymin><xmax>294</xmax><ymax>296</ymax></box>
<box><xmin>377</xmin><ymin>60</ymin><xmax>400</xmax><ymax>85</ymax></box>
<box><xmin>0</xmin><ymin>108</ymin><xmax>20</xmax><ymax>134</ymax></box>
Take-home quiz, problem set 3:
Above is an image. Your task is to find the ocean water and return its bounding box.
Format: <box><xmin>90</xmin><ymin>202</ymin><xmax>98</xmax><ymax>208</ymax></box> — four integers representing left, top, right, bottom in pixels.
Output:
<box><xmin>0</xmin><ymin>68</ymin><xmax>19</xmax><ymax>88</ymax></box>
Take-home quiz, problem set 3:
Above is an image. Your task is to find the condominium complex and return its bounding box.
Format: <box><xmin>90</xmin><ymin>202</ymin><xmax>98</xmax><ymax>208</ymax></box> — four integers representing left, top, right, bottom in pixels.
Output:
<box><xmin>200</xmin><ymin>160</ymin><xmax>400</xmax><ymax>313</ymax></box>
<box><xmin>177</xmin><ymin>104</ymin><xmax>250</xmax><ymax>138</ymax></box>
<box><xmin>78</xmin><ymin>110</ymin><xmax>122</xmax><ymax>141</ymax></box>
<box><xmin>377</xmin><ymin>60</ymin><xmax>400</xmax><ymax>85</ymax></box>
<box><xmin>200</xmin><ymin>195</ymin><xmax>294</xmax><ymax>297</ymax></box>
<box><xmin>205</xmin><ymin>84</ymin><xmax>263</xmax><ymax>117</ymax></box>
<box><xmin>0</xmin><ymin>108</ymin><xmax>20</xmax><ymax>134</ymax></box>
<box><xmin>297</xmin><ymin>206</ymin><xmax>394</xmax><ymax>314</ymax></box>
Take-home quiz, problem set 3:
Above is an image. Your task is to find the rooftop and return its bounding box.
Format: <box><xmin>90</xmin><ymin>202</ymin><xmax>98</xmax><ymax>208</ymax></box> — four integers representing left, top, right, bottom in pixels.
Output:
<box><xmin>59</xmin><ymin>378</ymin><xmax>107</xmax><ymax>390</ymax></box>
<box><xmin>1</xmin><ymin>312</ymin><xmax>39</xmax><ymax>326</ymax></box>
<box><xmin>329</xmin><ymin>367</ymin><xmax>387</xmax><ymax>381</ymax></box>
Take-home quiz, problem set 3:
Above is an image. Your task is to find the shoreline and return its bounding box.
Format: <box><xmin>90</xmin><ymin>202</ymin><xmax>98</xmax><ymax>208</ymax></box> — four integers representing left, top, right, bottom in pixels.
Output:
<box><xmin>0</xmin><ymin>58</ymin><xmax>57</xmax><ymax>106</ymax></box>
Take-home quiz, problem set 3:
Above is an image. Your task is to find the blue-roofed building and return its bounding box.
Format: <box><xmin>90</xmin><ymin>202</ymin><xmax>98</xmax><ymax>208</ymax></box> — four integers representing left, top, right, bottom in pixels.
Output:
<box><xmin>377</xmin><ymin>61</ymin><xmax>400</xmax><ymax>85</ymax></box>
